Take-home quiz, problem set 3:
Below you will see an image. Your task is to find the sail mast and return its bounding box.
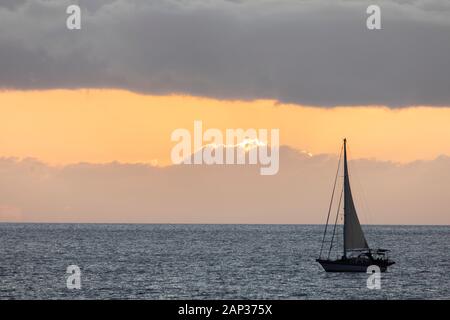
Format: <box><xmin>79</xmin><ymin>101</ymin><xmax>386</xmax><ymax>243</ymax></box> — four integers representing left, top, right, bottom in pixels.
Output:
<box><xmin>343</xmin><ymin>138</ymin><xmax>348</xmax><ymax>257</ymax></box>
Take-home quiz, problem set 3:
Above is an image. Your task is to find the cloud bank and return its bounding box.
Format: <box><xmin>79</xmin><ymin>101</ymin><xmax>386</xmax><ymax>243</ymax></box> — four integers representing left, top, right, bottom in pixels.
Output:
<box><xmin>1</xmin><ymin>0</ymin><xmax>450</xmax><ymax>106</ymax></box>
<box><xmin>1</xmin><ymin>146</ymin><xmax>449</xmax><ymax>224</ymax></box>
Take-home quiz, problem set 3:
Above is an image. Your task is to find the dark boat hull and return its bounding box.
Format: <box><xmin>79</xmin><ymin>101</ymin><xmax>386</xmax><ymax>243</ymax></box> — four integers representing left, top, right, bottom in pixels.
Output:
<box><xmin>316</xmin><ymin>258</ymin><xmax>394</xmax><ymax>273</ymax></box>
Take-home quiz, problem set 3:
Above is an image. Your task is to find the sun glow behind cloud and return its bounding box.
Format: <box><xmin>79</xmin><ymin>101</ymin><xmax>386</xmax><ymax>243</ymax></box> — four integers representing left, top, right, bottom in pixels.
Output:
<box><xmin>206</xmin><ymin>138</ymin><xmax>267</xmax><ymax>152</ymax></box>
<box><xmin>1</xmin><ymin>89</ymin><xmax>450</xmax><ymax>166</ymax></box>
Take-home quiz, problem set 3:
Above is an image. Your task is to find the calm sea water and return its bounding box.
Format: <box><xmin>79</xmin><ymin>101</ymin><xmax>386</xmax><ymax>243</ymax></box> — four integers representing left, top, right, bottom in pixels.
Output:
<box><xmin>0</xmin><ymin>224</ymin><xmax>448</xmax><ymax>299</ymax></box>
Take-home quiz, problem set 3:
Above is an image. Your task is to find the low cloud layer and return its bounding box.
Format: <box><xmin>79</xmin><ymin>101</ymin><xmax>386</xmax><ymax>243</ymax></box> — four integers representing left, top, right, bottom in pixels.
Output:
<box><xmin>1</xmin><ymin>146</ymin><xmax>449</xmax><ymax>224</ymax></box>
<box><xmin>1</xmin><ymin>0</ymin><xmax>450</xmax><ymax>106</ymax></box>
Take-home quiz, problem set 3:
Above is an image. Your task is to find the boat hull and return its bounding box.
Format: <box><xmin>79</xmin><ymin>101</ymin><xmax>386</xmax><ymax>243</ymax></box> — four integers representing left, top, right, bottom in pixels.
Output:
<box><xmin>316</xmin><ymin>258</ymin><xmax>394</xmax><ymax>273</ymax></box>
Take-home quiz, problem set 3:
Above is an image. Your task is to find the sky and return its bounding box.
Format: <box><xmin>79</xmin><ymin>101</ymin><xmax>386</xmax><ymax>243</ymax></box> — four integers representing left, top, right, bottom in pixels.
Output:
<box><xmin>0</xmin><ymin>1</ymin><xmax>449</xmax><ymax>224</ymax></box>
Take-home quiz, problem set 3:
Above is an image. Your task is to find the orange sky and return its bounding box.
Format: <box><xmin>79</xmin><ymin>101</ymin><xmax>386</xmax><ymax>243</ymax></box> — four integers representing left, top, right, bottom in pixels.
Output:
<box><xmin>1</xmin><ymin>89</ymin><xmax>450</xmax><ymax>224</ymax></box>
<box><xmin>1</xmin><ymin>89</ymin><xmax>450</xmax><ymax>165</ymax></box>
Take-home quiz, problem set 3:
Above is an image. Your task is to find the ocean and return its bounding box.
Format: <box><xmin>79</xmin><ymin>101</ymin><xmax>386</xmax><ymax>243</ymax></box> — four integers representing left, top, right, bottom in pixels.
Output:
<box><xmin>0</xmin><ymin>224</ymin><xmax>448</xmax><ymax>299</ymax></box>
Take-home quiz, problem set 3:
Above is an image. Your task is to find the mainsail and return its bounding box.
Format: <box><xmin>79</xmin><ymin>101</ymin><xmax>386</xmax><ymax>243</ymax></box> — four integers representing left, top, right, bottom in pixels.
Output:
<box><xmin>343</xmin><ymin>139</ymin><xmax>369</xmax><ymax>254</ymax></box>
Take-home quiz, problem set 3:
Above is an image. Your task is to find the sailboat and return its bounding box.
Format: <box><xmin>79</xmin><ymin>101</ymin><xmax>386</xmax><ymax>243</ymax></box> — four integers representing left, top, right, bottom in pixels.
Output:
<box><xmin>316</xmin><ymin>139</ymin><xmax>395</xmax><ymax>272</ymax></box>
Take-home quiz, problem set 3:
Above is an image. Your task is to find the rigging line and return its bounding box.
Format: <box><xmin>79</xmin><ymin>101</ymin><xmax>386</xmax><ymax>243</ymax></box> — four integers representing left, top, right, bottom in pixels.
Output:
<box><xmin>318</xmin><ymin>144</ymin><xmax>343</xmax><ymax>258</ymax></box>
<box><xmin>327</xmin><ymin>185</ymin><xmax>343</xmax><ymax>260</ymax></box>
<box><xmin>335</xmin><ymin>212</ymin><xmax>341</xmax><ymax>260</ymax></box>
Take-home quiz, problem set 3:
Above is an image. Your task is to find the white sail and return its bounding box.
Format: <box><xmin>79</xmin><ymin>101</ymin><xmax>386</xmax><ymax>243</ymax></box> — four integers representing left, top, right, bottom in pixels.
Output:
<box><xmin>343</xmin><ymin>139</ymin><xmax>369</xmax><ymax>253</ymax></box>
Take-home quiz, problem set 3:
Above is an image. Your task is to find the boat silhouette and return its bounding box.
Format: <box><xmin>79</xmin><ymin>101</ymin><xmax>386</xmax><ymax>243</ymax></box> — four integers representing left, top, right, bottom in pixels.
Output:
<box><xmin>316</xmin><ymin>139</ymin><xmax>395</xmax><ymax>272</ymax></box>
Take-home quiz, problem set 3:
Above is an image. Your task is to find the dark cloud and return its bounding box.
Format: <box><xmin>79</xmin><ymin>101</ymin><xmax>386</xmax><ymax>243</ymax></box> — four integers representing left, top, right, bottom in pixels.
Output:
<box><xmin>1</xmin><ymin>0</ymin><xmax>450</xmax><ymax>106</ymax></box>
<box><xmin>0</xmin><ymin>0</ymin><xmax>26</xmax><ymax>11</ymax></box>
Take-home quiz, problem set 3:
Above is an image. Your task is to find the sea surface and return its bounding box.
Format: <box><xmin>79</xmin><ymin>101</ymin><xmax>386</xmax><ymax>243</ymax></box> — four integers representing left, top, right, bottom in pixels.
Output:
<box><xmin>0</xmin><ymin>224</ymin><xmax>448</xmax><ymax>299</ymax></box>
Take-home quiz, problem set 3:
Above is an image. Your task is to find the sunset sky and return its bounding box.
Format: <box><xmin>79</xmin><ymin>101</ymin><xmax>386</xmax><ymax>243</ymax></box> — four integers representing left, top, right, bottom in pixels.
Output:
<box><xmin>1</xmin><ymin>89</ymin><xmax>450</xmax><ymax>165</ymax></box>
<box><xmin>1</xmin><ymin>0</ymin><xmax>449</xmax><ymax>224</ymax></box>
